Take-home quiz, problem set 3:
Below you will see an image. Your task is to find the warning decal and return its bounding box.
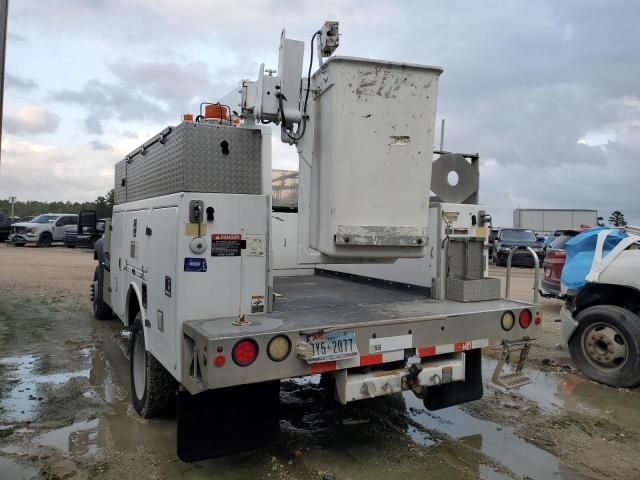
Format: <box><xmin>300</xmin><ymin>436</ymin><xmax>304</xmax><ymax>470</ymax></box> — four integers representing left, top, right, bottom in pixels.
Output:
<box><xmin>211</xmin><ymin>234</ymin><xmax>243</xmax><ymax>257</ymax></box>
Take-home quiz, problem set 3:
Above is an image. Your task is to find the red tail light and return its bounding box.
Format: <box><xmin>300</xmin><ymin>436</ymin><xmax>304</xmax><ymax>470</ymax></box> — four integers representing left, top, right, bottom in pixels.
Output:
<box><xmin>547</xmin><ymin>249</ymin><xmax>566</xmax><ymax>259</ymax></box>
<box><xmin>232</xmin><ymin>339</ymin><xmax>259</xmax><ymax>366</ymax></box>
<box><xmin>519</xmin><ymin>309</ymin><xmax>532</xmax><ymax>329</ymax></box>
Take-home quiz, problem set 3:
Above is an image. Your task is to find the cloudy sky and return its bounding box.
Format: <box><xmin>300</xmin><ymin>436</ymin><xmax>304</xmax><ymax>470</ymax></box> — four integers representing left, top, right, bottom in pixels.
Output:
<box><xmin>0</xmin><ymin>0</ymin><xmax>638</xmax><ymax>226</ymax></box>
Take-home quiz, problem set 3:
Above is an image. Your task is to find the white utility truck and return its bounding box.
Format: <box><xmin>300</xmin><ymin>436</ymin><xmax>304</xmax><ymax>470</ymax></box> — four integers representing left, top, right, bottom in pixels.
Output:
<box><xmin>90</xmin><ymin>22</ymin><xmax>543</xmax><ymax>461</ymax></box>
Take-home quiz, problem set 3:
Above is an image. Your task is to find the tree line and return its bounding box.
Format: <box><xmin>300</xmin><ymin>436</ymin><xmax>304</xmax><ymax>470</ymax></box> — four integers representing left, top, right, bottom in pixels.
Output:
<box><xmin>0</xmin><ymin>190</ymin><xmax>114</xmax><ymax>219</ymax></box>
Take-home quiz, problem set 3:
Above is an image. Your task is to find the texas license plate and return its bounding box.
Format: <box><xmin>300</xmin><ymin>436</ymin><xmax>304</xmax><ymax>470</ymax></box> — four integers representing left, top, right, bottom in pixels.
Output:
<box><xmin>306</xmin><ymin>330</ymin><xmax>358</xmax><ymax>363</ymax></box>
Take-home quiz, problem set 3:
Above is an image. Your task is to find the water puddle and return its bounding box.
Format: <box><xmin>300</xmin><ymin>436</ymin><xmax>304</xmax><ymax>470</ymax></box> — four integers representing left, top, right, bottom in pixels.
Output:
<box><xmin>0</xmin><ymin>354</ymin><xmax>91</xmax><ymax>421</ymax></box>
<box><xmin>483</xmin><ymin>358</ymin><xmax>640</xmax><ymax>428</ymax></box>
<box><xmin>35</xmin><ymin>419</ymin><xmax>100</xmax><ymax>455</ymax></box>
<box><xmin>0</xmin><ymin>455</ymin><xmax>39</xmax><ymax>479</ymax></box>
<box><xmin>404</xmin><ymin>393</ymin><xmax>588</xmax><ymax>479</ymax></box>
<box><xmin>1</xmin><ymin>323</ymin><xmax>633</xmax><ymax>480</ymax></box>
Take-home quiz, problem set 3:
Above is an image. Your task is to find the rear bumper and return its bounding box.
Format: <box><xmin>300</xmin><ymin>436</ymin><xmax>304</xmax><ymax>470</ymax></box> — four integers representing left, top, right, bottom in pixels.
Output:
<box><xmin>334</xmin><ymin>352</ymin><xmax>466</xmax><ymax>404</ymax></box>
<box><xmin>541</xmin><ymin>278</ymin><xmax>561</xmax><ymax>296</ymax></box>
<box><xmin>180</xmin><ymin>301</ymin><xmax>543</xmax><ymax>395</ymax></box>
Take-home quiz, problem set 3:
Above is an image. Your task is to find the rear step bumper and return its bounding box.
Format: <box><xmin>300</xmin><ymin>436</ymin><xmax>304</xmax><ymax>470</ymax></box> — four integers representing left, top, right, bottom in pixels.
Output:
<box><xmin>334</xmin><ymin>353</ymin><xmax>466</xmax><ymax>404</ymax></box>
<box><xmin>181</xmin><ymin>299</ymin><xmax>542</xmax><ymax>395</ymax></box>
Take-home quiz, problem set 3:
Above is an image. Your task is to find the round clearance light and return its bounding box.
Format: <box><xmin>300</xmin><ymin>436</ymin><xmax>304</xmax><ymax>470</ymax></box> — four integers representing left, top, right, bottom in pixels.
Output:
<box><xmin>232</xmin><ymin>339</ymin><xmax>259</xmax><ymax>367</ymax></box>
<box><xmin>519</xmin><ymin>309</ymin><xmax>533</xmax><ymax>329</ymax></box>
<box><xmin>267</xmin><ymin>335</ymin><xmax>292</xmax><ymax>362</ymax></box>
<box><xmin>501</xmin><ymin>311</ymin><xmax>515</xmax><ymax>331</ymax></box>
<box><xmin>213</xmin><ymin>354</ymin><xmax>226</xmax><ymax>368</ymax></box>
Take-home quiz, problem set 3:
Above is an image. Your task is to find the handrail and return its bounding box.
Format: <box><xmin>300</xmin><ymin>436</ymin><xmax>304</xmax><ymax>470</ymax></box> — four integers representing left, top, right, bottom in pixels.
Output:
<box><xmin>505</xmin><ymin>246</ymin><xmax>540</xmax><ymax>303</ymax></box>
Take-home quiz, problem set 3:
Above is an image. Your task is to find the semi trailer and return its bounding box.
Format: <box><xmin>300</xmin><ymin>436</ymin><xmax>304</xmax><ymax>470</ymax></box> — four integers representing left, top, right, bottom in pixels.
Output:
<box><xmin>89</xmin><ymin>21</ymin><xmax>543</xmax><ymax>461</ymax></box>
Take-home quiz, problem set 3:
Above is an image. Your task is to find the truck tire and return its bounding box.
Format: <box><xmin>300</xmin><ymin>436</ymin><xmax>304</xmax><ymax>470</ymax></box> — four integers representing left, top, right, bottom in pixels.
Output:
<box><xmin>13</xmin><ymin>243</ymin><xmax>25</xmax><ymax>247</ymax></box>
<box><xmin>37</xmin><ymin>232</ymin><xmax>52</xmax><ymax>247</ymax></box>
<box><xmin>92</xmin><ymin>266</ymin><xmax>111</xmax><ymax>320</ymax></box>
<box><xmin>130</xmin><ymin>313</ymin><xmax>177</xmax><ymax>418</ymax></box>
<box><xmin>568</xmin><ymin>305</ymin><xmax>640</xmax><ymax>388</ymax></box>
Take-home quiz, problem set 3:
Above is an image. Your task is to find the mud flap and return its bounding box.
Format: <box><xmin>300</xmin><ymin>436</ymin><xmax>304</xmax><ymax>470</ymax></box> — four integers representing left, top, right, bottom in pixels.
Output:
<box><xmin>423</xmin><ymin>348</ymin><xmax>483</xmax><ymax>411</ymax></box>
<box><xmin>177</xmin><ymin>380</ymin><xmax>280</xmax><ymax>462</ymax></box>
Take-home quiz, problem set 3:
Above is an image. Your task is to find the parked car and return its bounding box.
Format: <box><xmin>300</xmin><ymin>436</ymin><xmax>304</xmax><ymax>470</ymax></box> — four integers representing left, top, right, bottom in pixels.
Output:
<box><xmin>542</xmin><ymin>229</ymin><xmax>569</xmax><ymax>249</ymax></box>
<box><xmin>540</xmin><ymin>230</ymin><xmax>580</xmax><ymax>297</ymax></box>
<box><xmin>64</xmin><ymin>219</ymin><xmax>105</xmax><ymax>248</ymax></box>
<box><xmin>8</xmin><ymin>213</ymin><xmax>78</xmax><ymax>247</ymax></box>
<box><xmin>492</xmin><ymin>228</ymin><xmax>543</xmax><ymax>267</ymax></box>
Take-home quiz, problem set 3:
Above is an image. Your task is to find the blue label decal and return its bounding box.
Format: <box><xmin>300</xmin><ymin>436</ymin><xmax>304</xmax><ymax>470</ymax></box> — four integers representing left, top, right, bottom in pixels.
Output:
<box><xmin>184</xmin><ymin>257</ymin><xmax>207</xmax><ymax>272</ymax></box>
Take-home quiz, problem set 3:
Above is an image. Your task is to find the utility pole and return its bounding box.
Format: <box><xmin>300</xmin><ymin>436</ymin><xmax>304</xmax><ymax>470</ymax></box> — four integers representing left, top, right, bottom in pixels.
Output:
<box><xmin>9</xmin><ymin>195</ymin><xmax>14</xmax><ymax>217</ymax></box>
<box><xmin>0</xmin><ymin>0</ymin><xmax>8</xmax><ymax>168</ymax></box>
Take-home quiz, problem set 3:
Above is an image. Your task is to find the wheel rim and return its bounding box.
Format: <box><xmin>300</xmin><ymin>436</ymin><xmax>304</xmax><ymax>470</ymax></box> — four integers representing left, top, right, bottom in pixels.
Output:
<box><xmin>581</xmin><ymin>322</ymin><xmax>628</xmax><ymax>370</ymax></box>
<box><xmin>42</xmin><ymin>236</ymin><xmax>51</xmax><ymax>246</ymax></box>
<box><xmin>133</xmin><ymin>330</ymin><xmax>146</xmax><ymax>400</ymax></box>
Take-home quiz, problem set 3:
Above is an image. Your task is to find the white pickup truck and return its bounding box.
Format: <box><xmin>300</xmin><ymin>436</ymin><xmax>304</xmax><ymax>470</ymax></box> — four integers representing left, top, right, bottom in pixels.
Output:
<box><xmin>8</xmin><ymin>213</ymin><xmax>78</xmax><ymax>247</ymax></box>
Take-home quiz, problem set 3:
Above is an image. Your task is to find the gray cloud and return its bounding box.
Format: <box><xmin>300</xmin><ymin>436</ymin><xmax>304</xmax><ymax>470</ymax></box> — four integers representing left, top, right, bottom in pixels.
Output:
<box><xmin>120</xmin><ymin>130</ymin><xmax>139</xmax><ymax>139</ymax></box>
<box><xmin>52</xmin><ymin>78</ymin><xmax>167</xmax><ymax>123</ymax></box>
<box><xmin>4</xmin><ymin>105</ymin><xmax>61</xmax><ymax>135</ymax></box>
<box><xmin>89</xmin><ymin>139</ymin><xmax>112</xmax><ymax>151</ymax></box>
<box><xmin>5</xmin><ymin>0</ymin><xmax>640</xmax><ymax>225</ymax></box>
<box><xmin>84</xmin><ymin>116</ymin><xmax>103</xmax><ymax>135</ymax></box>
<box><xmin>5</xmin><ymin>73</ymin><xmax>38</xmax><ymax>92</ymax></box>
<box><xmin>8</xmin><ymin>32</ymin><xmax>28</xmax><ymax>43</ymax></box>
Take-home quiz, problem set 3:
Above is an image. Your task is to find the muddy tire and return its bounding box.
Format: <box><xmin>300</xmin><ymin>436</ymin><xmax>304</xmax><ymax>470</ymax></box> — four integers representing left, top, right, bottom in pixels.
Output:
<box><xmin>37</xmin><ymin>232</ymin><xmax>52</xmax><ymax>247</ymax></box>
<box><xmin>92</xmin><ymin>266</ymin><xmax>111</xmax><ymax>320</ymax></box>
<box><xmin>130</xmin><ymin>314</ymin><xmax>177</xmax><ymax>418</ymax></box>
<box><xmin>568</xmin><ymin>305</ymin><xmax>640</xmax><ymax>388</ymax></box>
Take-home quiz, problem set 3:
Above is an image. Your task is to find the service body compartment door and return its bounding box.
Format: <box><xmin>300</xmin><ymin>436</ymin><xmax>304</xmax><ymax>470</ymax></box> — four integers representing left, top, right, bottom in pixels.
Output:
<box><xmin>109</xmin><ymin>212</ymin><xmax>126</xmax><ymax>318</ymax></box>
<box><xmin>148</xmin><ymin>207</ymin><xmax>179</xmax><ymax>373</ymax></box>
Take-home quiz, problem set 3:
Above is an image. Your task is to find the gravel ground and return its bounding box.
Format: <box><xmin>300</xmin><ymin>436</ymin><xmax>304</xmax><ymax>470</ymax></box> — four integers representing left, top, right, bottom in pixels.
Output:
<box><xmin>1</xmin><ymin>243</ymin><xmax>639</xmax><ymax>480</ymax></box>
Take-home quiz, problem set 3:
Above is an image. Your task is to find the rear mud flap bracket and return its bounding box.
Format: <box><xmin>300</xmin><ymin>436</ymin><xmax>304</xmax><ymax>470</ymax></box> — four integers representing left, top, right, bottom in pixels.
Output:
<box><xmin>423</xmin><ymin>349</ymin><xmax>483</xmax><ymax>411</ymax></box>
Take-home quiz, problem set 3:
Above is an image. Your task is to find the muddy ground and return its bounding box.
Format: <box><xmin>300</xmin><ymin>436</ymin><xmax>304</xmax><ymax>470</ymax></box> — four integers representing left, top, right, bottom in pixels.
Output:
<box><xmin>1</xmin><ymin>243</ymin><xmax>639</xmax><ymax>479</ymax></box>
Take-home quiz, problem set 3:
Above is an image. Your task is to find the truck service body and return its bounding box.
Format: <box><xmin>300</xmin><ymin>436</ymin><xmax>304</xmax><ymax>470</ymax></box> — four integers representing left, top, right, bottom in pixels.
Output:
<box><xmin>91</xmin><ymin>22</ymin><xmax>542</xmax><ymax>461</ymax></box>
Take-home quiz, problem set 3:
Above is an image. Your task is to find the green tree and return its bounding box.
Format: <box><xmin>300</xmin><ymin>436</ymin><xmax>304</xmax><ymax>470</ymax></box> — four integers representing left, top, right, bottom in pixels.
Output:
<box><xmin>609</xmin><ymin>210</ymin><xmax>627</xmax><ymax>227</ymax></box>
<box><xmin>0</xmin><ymin>190</ymin><xmax>115</xmax><ymax>219</ymax></box>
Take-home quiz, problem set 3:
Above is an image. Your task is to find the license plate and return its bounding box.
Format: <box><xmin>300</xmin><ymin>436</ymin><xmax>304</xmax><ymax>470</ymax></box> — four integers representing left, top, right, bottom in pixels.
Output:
<box><xmin>306</xmin><ymin>330</ymin><xmax>358</xmax><ymax>363</ymax></box>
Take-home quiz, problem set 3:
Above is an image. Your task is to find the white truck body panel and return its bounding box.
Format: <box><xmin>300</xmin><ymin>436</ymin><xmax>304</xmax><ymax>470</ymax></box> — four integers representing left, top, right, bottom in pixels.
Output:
<box><xmin>297</xmin><ymin>56</ymin><xmax>442</xmax><ymax>259</ymax></box>
<box><xmin>274</xmin><ymin>203</ymin><xmax>489</xmax><ymax>298</ymax></box>
<box><xmin>513</xmin><ymin>209</ymin><xmax>598</xmax><ymax>233</ymax></box>
<box><xmin>110</xmin><ymin>192</ymin><xmax>270</xmax><ymax>380</ymax></box>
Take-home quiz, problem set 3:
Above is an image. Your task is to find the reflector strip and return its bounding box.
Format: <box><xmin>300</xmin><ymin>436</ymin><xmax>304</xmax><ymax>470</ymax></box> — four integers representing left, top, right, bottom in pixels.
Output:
<box><xmin>309</xmin><ymin>338</ymin><xmax>488</xmax><ymax>374</ymax></box>
<box><xmin>417</xmin><ymin>346</ymin><xmax>436</xmax><ymax>357</ymax></box>
<box><xmin>418</xmin><ymin>339</ymin><xmax>488</xmax><ymax>358</ymax></box>
<box><xmin>359</xmin><ymin>353</ymin><xmax>383</xmax><ymax>366</ymax></box>
<box><xmin>310</xmin><ymin>361</ymin><xmax>337</xmax><ymax>374</ymax></box>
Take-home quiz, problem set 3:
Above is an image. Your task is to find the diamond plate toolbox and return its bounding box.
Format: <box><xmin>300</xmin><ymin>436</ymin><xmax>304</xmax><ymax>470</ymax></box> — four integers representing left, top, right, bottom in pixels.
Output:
<box><xmin>446</xmin><ymin>277</ymin><xmax>501</xmax><ymax>302</ymax></box>
<box><xmin>114</xmin><ymin>122</ymin><xmax>262</xmax><ymax>204</ymax></box>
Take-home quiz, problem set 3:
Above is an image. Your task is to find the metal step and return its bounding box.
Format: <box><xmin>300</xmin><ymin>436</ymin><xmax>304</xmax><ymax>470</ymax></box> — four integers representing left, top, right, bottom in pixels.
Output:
<box><xmin>491</xmin><ymin>341</ymin><xmax>533</xmax><ymax>390</ymax></box>
<box><xmin>494</xmin><ymin>371</ymin><xmax>532</xmax><ymax>389</ymax></box>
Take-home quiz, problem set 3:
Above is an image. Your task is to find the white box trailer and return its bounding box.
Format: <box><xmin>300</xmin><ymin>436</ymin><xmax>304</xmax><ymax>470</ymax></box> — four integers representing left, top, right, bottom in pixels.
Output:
<box><xmin>513</xmin><ymin>208</ymin><xmax>598</xmax><ymax>233</ymax></box>
<box><xmin>88</xmin><ymin>22</ymin><xmax>542</xmax><ymax>462</ymax></box>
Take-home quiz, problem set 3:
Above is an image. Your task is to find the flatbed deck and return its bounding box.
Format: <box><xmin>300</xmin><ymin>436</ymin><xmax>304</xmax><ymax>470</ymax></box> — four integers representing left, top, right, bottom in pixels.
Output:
<box><xmin>184</xmin><ymin>274</ymin><xmax>536</xmax><ymax>340</ymax></box>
